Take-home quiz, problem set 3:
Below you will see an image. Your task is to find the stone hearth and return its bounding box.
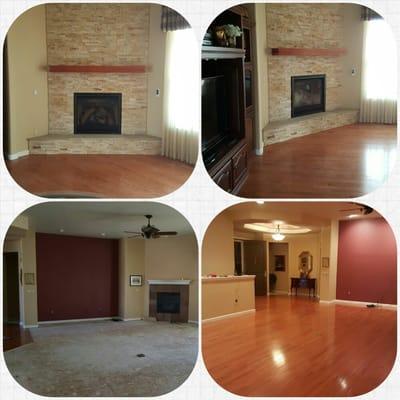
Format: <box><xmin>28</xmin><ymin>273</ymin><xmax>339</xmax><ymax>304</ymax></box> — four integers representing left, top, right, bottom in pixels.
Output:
<box><xmin>263</xmin><ymin>109</ymin><xmax>359</xmax><ymax>145</ymax></box>
<box><xmin>28</xmin><ymin>134</ymin><xmax>161</xmax><ymax>155</ymax></box>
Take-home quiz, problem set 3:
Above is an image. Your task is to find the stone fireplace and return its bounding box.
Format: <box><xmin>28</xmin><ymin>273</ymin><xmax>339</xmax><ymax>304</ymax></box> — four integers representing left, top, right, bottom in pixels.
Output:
<box><xmin>74</xmin><ymin>93</ymin><xmax>122</xmax><ymax>134</ymax></box>
<box><xmin>291</xmin><ymin>75</ymin><xmax>325</xmax><ymax>118</ymax></box>
<box><xmin>27</xmin><ymin>4</ymin><xmax>162</xmax><ymax>155</ymax></box>
<box><xmin>148</xmin><ymin>280</ymin><xmax>190</xmax><ymax>323</ymax></box>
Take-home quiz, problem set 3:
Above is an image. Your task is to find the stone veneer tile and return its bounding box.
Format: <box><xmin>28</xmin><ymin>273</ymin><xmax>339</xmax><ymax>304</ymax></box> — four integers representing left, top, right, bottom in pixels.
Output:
<box><xmin>46</xmin><ymin>4</ymin><xmax>150</xmax><ymax>136</ymax></box>
<box><xmin>266</xmin><ymin>4</ymin><xmax>344</xmax><ymax>122</ymax></box>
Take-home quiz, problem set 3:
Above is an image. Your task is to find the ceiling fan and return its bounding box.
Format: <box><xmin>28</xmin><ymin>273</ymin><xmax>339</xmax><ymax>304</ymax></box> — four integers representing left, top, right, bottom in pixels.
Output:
<box><xmin>339</xmin><ymin>203</ymin><xmax>373</xmax><ymax>215</ymax></box>
<box><xmin>124</xmin><ymin>215</ymin><xmax>177</xmax><ymax>239</ymax></box>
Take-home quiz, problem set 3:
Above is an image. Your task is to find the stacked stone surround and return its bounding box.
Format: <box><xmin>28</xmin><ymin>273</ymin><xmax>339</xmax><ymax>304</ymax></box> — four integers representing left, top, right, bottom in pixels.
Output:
<box><xmin>264</xmin><ymin>4</ymin><xmax>357</xmax><ymax>144</ymax></box>
<box><xmin>263</xmin><ymin>109</ymin><xmax>359</xmax><ymax>145</ymax></box>
<box><xmin>28</xmin><ymin>134</ymin><xmax>161</xmax><ymax>155</ymax></box>
<box><xmin>39</xmin><ymin>4</ymin><xmax>156</xmax><ymax>155</ymax></box>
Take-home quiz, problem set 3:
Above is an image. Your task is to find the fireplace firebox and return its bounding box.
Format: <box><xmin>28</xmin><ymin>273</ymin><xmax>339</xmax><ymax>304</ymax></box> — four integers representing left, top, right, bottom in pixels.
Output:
<box><xmin>291</xmin><ymin>75</ymin><xmax>325</xmax><ymax>118</ymax></box>
<box><xmin>74</xmin><ymin>93</ymin><xmax>122</xmax><ymax>134</ymax></box>
<box><xmin>157</xmin><ymin>292</ymin><xmax>180</xmax><ymax>314</ymax></box>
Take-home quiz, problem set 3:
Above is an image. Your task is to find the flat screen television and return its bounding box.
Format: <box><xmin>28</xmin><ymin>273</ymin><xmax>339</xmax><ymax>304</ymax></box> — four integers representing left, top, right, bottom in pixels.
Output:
<box><xmin>202</xmin><ymin>75</ymin><xmax>229</xmax><ymax>153</ymax></box>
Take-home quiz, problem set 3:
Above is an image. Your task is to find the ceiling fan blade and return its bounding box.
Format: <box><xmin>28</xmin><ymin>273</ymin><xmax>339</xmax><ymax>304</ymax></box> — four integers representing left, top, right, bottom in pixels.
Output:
<box><xmin>156</xmin><ymin>231</ymin><xmax>178</xmax><ymax>236</ymax></box>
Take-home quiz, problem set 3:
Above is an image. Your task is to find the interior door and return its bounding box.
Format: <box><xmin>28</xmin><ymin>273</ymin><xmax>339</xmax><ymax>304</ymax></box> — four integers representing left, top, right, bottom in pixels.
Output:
<box><xmin>3</xmin><ymin>252</ymin><xmax>20</xmax><ymax>324</ymax></box>
<box><xmin>243</xmin><ymin>240</ymin><xmax>267</xmax><ymax>295</ymax></box>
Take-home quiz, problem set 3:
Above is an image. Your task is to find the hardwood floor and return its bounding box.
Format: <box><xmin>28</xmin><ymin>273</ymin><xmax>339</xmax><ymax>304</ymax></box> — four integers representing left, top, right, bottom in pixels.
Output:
<box><xmin>3</xmin><ymin>324</ymin><xmax>32</xmax><ymax>352</ymax></box>
<box><xmin>239</xmin><ymin>123</ymin><xmax>397</xmax><ymax>198</ymax></box>
<box><xmin>6</xmin><ymin>154</ymin><xmax>193</xmax><ymax>198</ymax></box>
<box><xmin>202</xmin><ymin>296</ymin><xmax>396</xmax><ymax>397</ymax></box>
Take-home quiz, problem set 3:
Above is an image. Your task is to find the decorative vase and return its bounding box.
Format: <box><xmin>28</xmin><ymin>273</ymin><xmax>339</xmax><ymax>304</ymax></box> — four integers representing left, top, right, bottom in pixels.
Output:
<box><xmin>228</xmin><ymin>36</ymin><xmax>236</xmax><ymax>48</ymax></box>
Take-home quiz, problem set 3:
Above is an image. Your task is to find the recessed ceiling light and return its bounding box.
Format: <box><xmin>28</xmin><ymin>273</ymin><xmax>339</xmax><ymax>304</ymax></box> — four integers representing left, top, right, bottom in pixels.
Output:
<box><xmin>59</xmin><ymin>228</ymin><xmax>64</xmax><ymax>233</ymax></box>
<box><xmin>101</xmin><ymin>233</ymin><xmax>106</xmax><ymax>237</ymax></box>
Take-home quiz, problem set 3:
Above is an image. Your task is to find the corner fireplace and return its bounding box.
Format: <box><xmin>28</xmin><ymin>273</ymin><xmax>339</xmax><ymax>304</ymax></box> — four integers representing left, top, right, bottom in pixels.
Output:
<box><xmin>74</xmin><ymin>93</ymin><xmax>122</xmax><ymax>134</ymax></box>
<box><xmin>148</xmin><ymin>281</ymin><xmax>190</xmax><ymax>322</ymax></box>
<box><xmin>291</xmin><ymin>75</ymin><xmax>325</xmax><ymax>118</ymax></box>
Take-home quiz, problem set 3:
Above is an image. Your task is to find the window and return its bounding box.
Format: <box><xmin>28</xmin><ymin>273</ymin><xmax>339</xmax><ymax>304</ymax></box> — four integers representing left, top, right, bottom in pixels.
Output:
<box><xmin>363</xmin><ymin>19</ymin><xmax>397</xmax><ymax>100</ymax></box>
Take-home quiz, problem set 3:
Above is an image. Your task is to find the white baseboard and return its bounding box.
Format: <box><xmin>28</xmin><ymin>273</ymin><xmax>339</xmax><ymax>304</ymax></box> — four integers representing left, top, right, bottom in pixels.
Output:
<box><xmin>333</xmin><ymin>299</ymin><xmax>397</xmax><ymax>310</ymax></box>
<box><xmin>202</xmin><ymin>309</ymin><xmax>256</xmax><ymax>323</ymax></box>
<box><xmin>23</xmin><ymin>324</ymin><xmax>39</xmax><ymax>328</ymax></box>
<box><xmin>7</xmin><ymin>150</ymin><xmax>29</xmax><ymax>160</ymax></box>
<box><xmin>319</xmin><ymin>300</ymin><xmax>334</xmax><ymax>305</ymax></box>
<box><xmin>39</xmin><ymin>317</ymin><xmax>116</xmax><ymax>325</ymax></box>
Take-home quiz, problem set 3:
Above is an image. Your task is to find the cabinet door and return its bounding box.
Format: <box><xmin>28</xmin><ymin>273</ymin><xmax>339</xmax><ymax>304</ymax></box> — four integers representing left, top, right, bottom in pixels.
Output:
<box><xmin>232</xmin><ymin>144</ymin><xmax>248</xmax><ymax>186</ymax></box>
<box><xmin>244</xmin><ymin>240</ymin><xmax>267</xmax><ymax>295</ymax></box>
<box><xmin>213</xmin><ymin>160</ymin><xmax>232</xmax><ymax>192</ymax></box>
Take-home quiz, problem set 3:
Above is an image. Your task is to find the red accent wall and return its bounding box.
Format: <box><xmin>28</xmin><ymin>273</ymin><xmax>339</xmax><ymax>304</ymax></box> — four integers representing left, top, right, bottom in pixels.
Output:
<box><xmin>337</xmin><ymin>218</ymin><xmax>397</xmax><ymax>305</ymax></box>
<box><xmin>36</xmin><ymin>233</ymin><xmax>119</xmax><ymax>321</ymax></box>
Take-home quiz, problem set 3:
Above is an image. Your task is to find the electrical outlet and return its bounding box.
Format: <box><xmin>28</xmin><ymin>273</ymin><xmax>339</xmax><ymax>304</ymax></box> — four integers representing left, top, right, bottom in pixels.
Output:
<box><xmin>351</xmin><ymin>68</ymin><xmax>356</xmax><ymax>76</ymax></box>
<box><xmin>155</xmin><ymin>88</ymin><xmax>160</xmax><ymax>97</ymax></box>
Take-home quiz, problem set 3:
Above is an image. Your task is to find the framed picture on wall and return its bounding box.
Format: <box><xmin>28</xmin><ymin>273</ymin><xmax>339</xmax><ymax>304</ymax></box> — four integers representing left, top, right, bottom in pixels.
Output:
<box><xmin>129</xmin><ymin>274</ymin><xmax>142</xmax><ymax>286</ymax></box>
<box><xmin>274</xmin><ymin>255</ymin><xmax>286</xmax><ymax>271</ymax></box>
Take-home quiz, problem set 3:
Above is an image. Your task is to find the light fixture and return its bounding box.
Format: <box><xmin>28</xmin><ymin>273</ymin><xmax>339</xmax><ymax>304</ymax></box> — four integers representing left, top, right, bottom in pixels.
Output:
<box><xmin>59</xmin><ymin>228</ymin><xmax>64</xmax><ymax>233</ymax></box>
<box><xmin>272</xmin><ymin>225</ymin><xmax>285</xmax><ymax>241</ymax></box>
<box><xmin>244</xmin><ymin>222</ymin><xmax>311</xmax><ymax>234</ymax></box>
<box><xmin>348</xmin><ymin>214</ymin><xmax>359</xmax><ymax>218</ymax></box>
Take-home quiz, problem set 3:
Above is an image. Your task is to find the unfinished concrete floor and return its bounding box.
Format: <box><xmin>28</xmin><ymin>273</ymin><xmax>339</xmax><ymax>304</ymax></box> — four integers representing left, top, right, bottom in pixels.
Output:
<box><xmin>4</xmin><ymin>319</ymin><xmax>198</xmax><ymax>396</ymax></box>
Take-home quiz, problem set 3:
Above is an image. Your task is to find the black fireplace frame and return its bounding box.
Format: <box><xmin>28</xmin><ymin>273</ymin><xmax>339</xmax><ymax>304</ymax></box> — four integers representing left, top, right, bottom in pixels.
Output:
<box><xmin>74</xmin><ymin>92</ymin><xmax>122</xmax><ymax>134</ymax></box>
<box><xmin>291</xmin><ymin>74</ymin><xmax>326</xmax><ymax>118</ymax></box>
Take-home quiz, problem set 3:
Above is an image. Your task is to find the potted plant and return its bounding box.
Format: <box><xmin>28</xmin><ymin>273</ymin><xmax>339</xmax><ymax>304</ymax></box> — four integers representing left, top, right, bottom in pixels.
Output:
<box><xmin>214</xmin><ymin>24</ymin><xmax>242</xmax><ymax>47</ymax></box>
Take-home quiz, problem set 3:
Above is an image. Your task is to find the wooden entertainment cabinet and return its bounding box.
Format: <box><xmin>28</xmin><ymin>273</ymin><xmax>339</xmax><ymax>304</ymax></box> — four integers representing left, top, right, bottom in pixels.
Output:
<box><xmin>202</xmin><ymin>6</ymin><xmax>253</xmax><ymax>194</ymax></box>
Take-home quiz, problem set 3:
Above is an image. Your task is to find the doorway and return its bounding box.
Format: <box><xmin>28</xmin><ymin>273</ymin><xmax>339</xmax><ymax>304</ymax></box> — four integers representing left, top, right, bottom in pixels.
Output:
<box><xmin>268</xmin><ymin>242</ymin><xmax>289</xmax><ymax>294</ymax></box>
<box><xmin>3</xmin><ymin>252</ymin><xmax>20</xmax><ymax>324</ymax></box>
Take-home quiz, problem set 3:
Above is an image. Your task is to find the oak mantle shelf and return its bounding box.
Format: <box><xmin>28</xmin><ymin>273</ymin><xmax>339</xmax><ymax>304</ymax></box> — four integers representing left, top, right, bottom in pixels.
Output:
<box><xmin>271</xmin><ymin>48</ymin><xmax>347</xmax><ymax>57</ymax></box>
<box><xmin>48</xmin><ymin>65</ymin><xmax>150</xmax><ymax>73</ymax></box>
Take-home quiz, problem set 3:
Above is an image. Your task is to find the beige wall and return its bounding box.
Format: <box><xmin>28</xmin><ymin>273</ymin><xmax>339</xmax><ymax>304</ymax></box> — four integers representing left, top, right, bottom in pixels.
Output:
<box><xmin>144</xmin><ymin>234</ymin><xmax>198</xmax><ymax>322</ymax></box>
<box><xmin>21</xmin><ymin>229</ymin><xmax>38</xmax><ymax>326</ymax></box>
<box><xmin>202</xmin><ymin>213</ymin><xmax>234</xmax><ymax>276</ymax></box>
<box><xmin>253</xmin><ymin>3</ymin><xmax>269</xmax><ymax>151</ymax></box>
<box><xmin>4</xmin><ymin>224</ymin><xmax>38</xmax><ymax>327</ymax></box>
<box><xmin>147</xmin><ymin>5</ymin><xmax>166</xmax><ymax>138</ymax></box>
<box><xmin>6</xmin><ymin>5</ymin><xmax>48</xmax><ymax>156</ymax></box>
<box><xmin>118</xmin><ymin>238</ymin><xmax>146</xmax><ymax>320</ymax></box>
<box><xmin>341</xmin><ymin>4</ymin><xmax>364</xmax><ymax>109</ymax></box>
<box><xmin>202</xmin><ymin>278</ymin><xmax>255</xmax><ymax>320</ymax></box>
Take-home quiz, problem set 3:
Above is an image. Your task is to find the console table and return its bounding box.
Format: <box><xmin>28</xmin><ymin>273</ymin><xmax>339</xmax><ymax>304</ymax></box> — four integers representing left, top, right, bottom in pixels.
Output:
<box><xmin>290</xmin><ymin>278</ymin><xmax>316</xmax><ymax>297</ymax></box>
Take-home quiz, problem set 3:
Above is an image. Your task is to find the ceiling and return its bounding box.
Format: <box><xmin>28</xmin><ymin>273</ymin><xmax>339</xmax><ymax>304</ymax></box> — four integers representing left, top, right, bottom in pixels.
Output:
<box><xmin>229</xmin><ymin>202</ymin><xmax>381</xmax><ymax>235</ymax></box>
<box><xmin>21</xmin><ymin>202</ymin><xmax>194</xmax><ymax>239</ymax></box>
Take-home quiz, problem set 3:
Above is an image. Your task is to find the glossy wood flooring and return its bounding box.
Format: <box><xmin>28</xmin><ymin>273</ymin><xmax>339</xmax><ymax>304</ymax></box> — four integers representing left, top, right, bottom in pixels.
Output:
<box><xmin>240</xmin><ymin>124</ymin><xmax>397</xmax><ymax>198</ymax></box>
<box><xmin>202</xmin><ymin>296</ymin><xmax>397</xmax><ymax>397</ymax></box>
<box><xmin>3</xmin><ymin>324</ymin><xmax>32</xmax><ymax>352</ymax></box>
<box><xmin>6</xmin><ymin>155</ymin><xmax>193</xmax><ymax>198</ymax></box>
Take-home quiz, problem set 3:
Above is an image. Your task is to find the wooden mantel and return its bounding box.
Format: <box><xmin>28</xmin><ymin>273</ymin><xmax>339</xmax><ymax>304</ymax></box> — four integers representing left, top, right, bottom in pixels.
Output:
<box><xmin>271</xmin><ymin>48</ymin><xmax>346</xmax><ymax>57</ymax></box>
<box><xmin>48</xmin><ymin>65</ymin><xmax>151</xmax><ymax>73</ymax></box>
